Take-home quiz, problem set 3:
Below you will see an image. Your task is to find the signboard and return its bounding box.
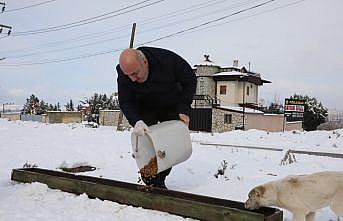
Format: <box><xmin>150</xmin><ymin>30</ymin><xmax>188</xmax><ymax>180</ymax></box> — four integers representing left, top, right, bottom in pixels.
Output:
<box><xmin>284</xmin><ymin>99</ymin><xmax>305</xmax><ymax>122</ymax></box>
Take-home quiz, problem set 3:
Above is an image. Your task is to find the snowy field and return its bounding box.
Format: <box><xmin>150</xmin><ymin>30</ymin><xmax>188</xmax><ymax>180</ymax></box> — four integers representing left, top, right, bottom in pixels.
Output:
<box><xmin>0</xmin><ymin>118</ymin><xmax>342</xmax><ymax>221</ymax></box>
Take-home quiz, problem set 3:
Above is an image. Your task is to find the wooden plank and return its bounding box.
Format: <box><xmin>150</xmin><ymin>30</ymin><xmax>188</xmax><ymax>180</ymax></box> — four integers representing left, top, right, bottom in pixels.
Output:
<box><xmin>11</xmin><ymin>168</ymin><xmax>282</xmax><ymax>221</ymax></box>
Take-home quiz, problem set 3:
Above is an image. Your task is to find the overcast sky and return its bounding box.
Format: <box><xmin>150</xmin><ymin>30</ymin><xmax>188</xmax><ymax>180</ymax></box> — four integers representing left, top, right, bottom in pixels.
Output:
<box><xmin>0</xmin><ymin>0</ymin><xmax>342</xmax><ymax>110</ymax></box>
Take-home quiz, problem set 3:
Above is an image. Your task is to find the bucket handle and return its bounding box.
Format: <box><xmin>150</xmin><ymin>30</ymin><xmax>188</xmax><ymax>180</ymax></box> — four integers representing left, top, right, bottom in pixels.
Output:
<box><xmin>135</xmin><ymin>136</ymin><xmax>139</xmax><ymax>152</ymax></box>
<box><xmin>134</xmin><ymin>133</ymin><xmax>164</xmax><ymax>159</ymax></box>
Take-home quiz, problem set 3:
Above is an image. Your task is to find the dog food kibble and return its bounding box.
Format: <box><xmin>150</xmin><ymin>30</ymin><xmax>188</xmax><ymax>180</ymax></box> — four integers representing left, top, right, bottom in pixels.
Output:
<box><xmin>139</xmin><ymin>156</ymin><xmax>157</xmax><ymax>177</ymax></box>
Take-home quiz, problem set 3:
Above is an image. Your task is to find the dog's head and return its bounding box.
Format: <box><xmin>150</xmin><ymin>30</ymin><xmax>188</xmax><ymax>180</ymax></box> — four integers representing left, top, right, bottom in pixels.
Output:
<box><xmin>244</xmin><ymin>185</ymin><xmax>266</xmax><ymax>210</ymax></box>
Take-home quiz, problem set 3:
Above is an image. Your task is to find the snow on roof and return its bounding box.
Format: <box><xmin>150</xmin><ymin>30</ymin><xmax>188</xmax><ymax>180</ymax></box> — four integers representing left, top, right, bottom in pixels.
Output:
<box><xmin>220</xmin><ymin>105</ymin><xmax>263</xmax><ymax>114</ymax></box>
<box><xmin>195</xmin><ymin>60</ymin><xmax>220</xmax><ymax>67</ymax></box>
<box><xmin>213</xmin><ymin>71</ymin><xmax>247</xmax><ymax>76</ymax></box>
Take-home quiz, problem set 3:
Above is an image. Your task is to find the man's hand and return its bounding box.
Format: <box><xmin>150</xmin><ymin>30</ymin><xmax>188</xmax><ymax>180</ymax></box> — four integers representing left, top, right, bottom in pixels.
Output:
<box><xmin>133</xmin><ymin>120</ymin><xmax>151</xmax><ymax>136</ymax></box>
<box><xmin>179</xmin><ymin>113</ymin><xmax>190</xmax><ymax>126</ymax></box>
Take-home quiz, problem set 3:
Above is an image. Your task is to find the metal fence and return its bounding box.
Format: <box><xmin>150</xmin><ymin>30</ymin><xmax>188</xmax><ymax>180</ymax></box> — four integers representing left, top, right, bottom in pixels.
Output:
<box><xmin>21</xmin><ymin>114</ymin><xmax>43</xmax><ymax>122</ymax></box>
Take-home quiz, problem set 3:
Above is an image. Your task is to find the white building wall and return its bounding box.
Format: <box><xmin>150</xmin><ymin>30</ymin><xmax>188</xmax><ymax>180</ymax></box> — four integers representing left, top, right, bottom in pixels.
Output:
<box><xmin>216</xmin><ymin>81</ymin><xmax>237</xmax><ymax>106</ymax></box>
<box><xmin>245</xmin><ymin>83</ymin><xmax>258</xmax><ymax>104</ymax></box>
<box><xmin>234</xmin><ymin>82</ymin><xmax>258</xmax><ymax>105</ymax></box>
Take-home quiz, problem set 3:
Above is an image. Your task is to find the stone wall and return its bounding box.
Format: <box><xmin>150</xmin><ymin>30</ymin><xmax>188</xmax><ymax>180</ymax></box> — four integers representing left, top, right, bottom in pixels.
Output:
<box><xmin>46</xmin><ymin>111</ymin><xmax>82</xmax><ymax>124</ymax></box>
<box><xmin>99</xmin><ymin>110</ymin><xmax>130</xmax><ymax>128</ymax></box>
<box><xmin>0</xmin><ymin>113</ymin><xmax>21</xmax><ymax>121</ymax></box>
<box><xmin>195</xmin><ymin>65</ymin><xmax>219</xmax><ymax>98</ymax></box>
<box><xmin>195</xmin><ymin>65</ymin><xmax>220</xmax><ymax>77</ymax></box>
<box><xmin>212</xmin><ymin>108</ymin><xmax>243</xmax><ymax>133</ymax></box>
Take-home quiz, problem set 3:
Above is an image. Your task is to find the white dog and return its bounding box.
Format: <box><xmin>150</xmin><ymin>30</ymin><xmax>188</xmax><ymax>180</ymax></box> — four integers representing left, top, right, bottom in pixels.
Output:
<box><xmin>244</xmin><ymin>171</ymin><xmax>343</xmax><ymax>221</ymax></box>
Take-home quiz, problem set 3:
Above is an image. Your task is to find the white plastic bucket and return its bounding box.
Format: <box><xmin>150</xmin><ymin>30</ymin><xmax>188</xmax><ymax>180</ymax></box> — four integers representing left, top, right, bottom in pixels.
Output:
<box><xmin>131</xmin><ymin>120</ymin><xmax>192</xmax><ymax>173</ymax></box>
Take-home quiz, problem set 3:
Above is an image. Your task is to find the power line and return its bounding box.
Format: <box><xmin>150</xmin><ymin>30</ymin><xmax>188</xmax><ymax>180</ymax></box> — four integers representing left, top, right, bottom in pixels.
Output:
<box><xmin>3</xmin><ymin>0</ymin><xmax>58</xmax><ymax>13</ymax></box>
<box><xmin>0</xmin><ymin>48</ymin><xmax>124</xmax><ymax>66</ymax></box>
<box><xmin>139</xmin><ymin>0</ymin><xmax>275</xmax><ymax>45</ymax></box>
<box><xmin>11</xmin><ymin>0</ymin><xmax>167</xmax><ymax>36</ymax></box>
<box><xmin>0</xmin><ymin>0</ymin><xmax>277</xmax><ymax>66</ymax></box>
<box><xmin>136</xmin><ymin>0</ymin><xmax>262</xmax><ymax>36</ymax></box>
<box><xmin>12</xmin><ymin>0</ymin><xmax>151</xmax><ymax>35</ymax></box>
<box><xmin>181</xmin><ymin>0</ymin><xmax>307</xmax><ymax>37</ymax></box>
<box><xmin>0</xmin><ymin>0</ymin><xmax>227</xmax><ymax>54</ymax></box>
<box><xmin>0</xmin><ymin>0</ymin><xmax>304</xmax><ymax>67</ymax></box>
<box><xmin>5</xmin><ymin>34</ymin><xmax>129</xmax><ymax>59</ymax></box>
<box><xmin>4</xmin><ymin>0</ymin><xmax>259</xmax><ymax>58</ymax></box>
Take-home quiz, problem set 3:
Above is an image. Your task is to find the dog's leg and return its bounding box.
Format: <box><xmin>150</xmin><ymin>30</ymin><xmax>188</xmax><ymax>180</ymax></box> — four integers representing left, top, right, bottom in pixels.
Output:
<box><xmin>331</xmin><ymin>191</ymin><xmax>343</xmax><ymax>218</ymax></box>
<box><xmin>305</xmin><ymin>212</ymin><xmax>315</xmax><ymax>221</ymax></box>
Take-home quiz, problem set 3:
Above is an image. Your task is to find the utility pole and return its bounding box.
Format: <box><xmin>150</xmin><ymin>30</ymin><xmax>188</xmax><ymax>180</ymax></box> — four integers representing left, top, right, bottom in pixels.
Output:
<box><xmin>1</xmin><ymin>2</ymin><xmax>12</xmax><ymax>35</ymax></box>
<box><xmin>0</xmin><ymin>24</ymin><xmax>12</xmax><ymax>36</ymax></box>
<box><xmin>0</xmin><ymin>2</ymin><xmax>5</xmax><ymax>13</ymax></box>
<box><xmin>242</xmin><ymin>81</ymin><xmax>246</xmax><ymax>130</ymax></box>
<box><xmin>117</xmin><ymin>22</ymin><xmax>136</xmax><ymax>131</ymax></box>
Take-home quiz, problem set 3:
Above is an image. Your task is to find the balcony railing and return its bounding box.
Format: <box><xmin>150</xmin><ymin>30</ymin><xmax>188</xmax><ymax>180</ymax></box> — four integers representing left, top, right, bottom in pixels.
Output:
<box><xmin>193</xmin><ymin>95</ymin><xmax>220</xmax><ymax>107</ymax></box>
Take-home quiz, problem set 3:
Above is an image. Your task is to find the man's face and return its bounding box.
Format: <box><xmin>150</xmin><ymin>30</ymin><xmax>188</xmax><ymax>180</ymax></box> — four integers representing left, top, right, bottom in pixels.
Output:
<box><xmin>122</xmin><ymin>59</ymin><xmax>148</xmax><ymax>83</ymax></box>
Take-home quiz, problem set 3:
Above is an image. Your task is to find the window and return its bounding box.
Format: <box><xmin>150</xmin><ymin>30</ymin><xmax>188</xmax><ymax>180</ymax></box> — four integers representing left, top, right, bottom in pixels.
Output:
<box><xmin>199</xmin><ymin>78</ymin><xmax>205</xmax><ymax>94</ymax></box>
<box><xmin>246</xmin><ymin>86</ymin><xmax>250</xmax><ymax>96</ymax></box>
<box><xmin>224</xmin><ymin>114</ymin><xmax>232</xmax><ymax>124</ymax></box>
<box><xmin>219</xmin><ymin>85</ymin><xmax>226</xmax><ymax>95</ymax></box>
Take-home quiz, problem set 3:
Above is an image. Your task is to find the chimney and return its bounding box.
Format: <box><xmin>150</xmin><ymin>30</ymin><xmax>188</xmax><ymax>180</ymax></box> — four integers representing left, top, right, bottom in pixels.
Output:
<box><xmin>233</xmin><ymin>59</ymin><xmax>239</xmax><ymax>67</ymax></box>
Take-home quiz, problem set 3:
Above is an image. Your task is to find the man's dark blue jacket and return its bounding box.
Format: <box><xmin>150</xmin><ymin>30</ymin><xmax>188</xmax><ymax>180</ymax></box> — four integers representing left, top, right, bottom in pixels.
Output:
<box><xmin>116</xmin><ymin>47</ymin><xmax>197</xmax><ymax>126</ymax></box>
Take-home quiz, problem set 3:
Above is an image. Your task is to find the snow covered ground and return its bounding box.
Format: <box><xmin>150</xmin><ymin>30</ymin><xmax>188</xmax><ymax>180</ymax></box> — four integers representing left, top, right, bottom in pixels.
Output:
<box><xmin>0</xmin><ymin>118</ymin><xmax>342</xmax><ymax>221</ymax></box>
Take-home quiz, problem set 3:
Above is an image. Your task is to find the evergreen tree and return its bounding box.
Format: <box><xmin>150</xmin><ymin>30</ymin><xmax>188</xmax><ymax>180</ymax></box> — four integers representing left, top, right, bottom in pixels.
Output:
<box><xmin>77</xmin><ymin>104</ymin><xmax>83</xmax><ymax>111</ymax></box>
<box><xmin>37</xmin><ymin>100</ymin><xmax>48</xmax><ymax>115</ymax></box>
<box><xmin>266</xmin><ymin>102</ymin><xmax>283</xmax><ymax>114</ymax></box>
<box><xmin>290</xmin><ymin>94</ymin><xmax>328</xmax><ymax>131</ymax></box>
<box><xmin>79</xmin><ymin>93</ymin><xmax>120</xmax><ymax>117</ymax></box>
<box><xmin>48</xmin><ymin>104</ymin><xmax>54</xmax><ymax>111</ymax></box>
<box><xmin>264</xmin><ymin>94</ymin><xmax>283</xmax><ymax>114</ymax></box>
<box><xmin>65</xmin><ymin>99</ymin><xmax>74</xmax><ymax>111</ymax></box>
<box><xmin>70</xmin><ymin>99</ymin><xmax>74</xmax><ymax>111</ymax></box>
<box><xmin>21</xmin><ymin>98</ymin><xmax>31</xmax><ymax>114</ymax></box>
<box><xmin>21</xmin><ymin>94</ymin><xmax>39</xmax><ymax>115</ymax></box>
<box><xmin>22</xmin><ymin>94</ymin><xmax>61</xmax><ymax>114</ymax></box>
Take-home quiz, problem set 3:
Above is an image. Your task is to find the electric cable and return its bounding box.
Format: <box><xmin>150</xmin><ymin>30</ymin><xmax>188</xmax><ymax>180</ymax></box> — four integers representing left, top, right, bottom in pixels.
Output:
<box><xmin>4</xmin><ymin>0</ymin><xmax>58</xmax><ymax>13</ymax></box>
<box><xmin>0</xmin><ymin>0</ymin><xmax>227</xmax><ymax>52</ymax></box>
<box><xmin>0</xmin><ymin>0</ymin><xmax>306</xmax><ymax>67</ymax></box>
<box><xmin>4</xmin><ymin>0</ymin><xmax>259</xmax><ymax>58</ymax></box>
<box><xmin>11</xmin><ymin>0</ymin><xmax>167</xmax><ymax>36</ymax></box>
